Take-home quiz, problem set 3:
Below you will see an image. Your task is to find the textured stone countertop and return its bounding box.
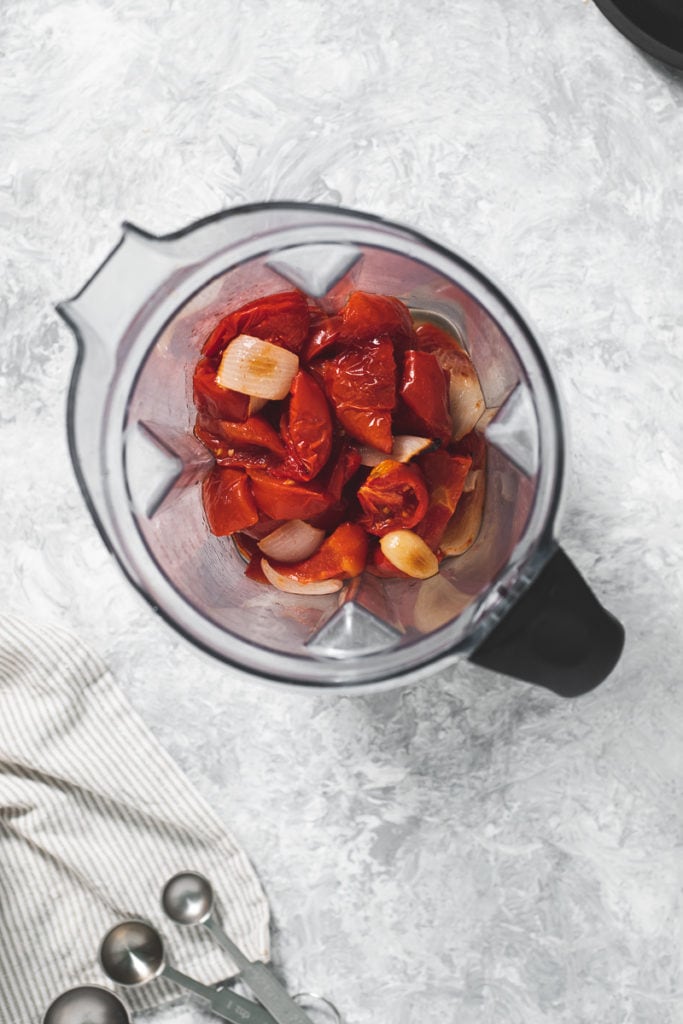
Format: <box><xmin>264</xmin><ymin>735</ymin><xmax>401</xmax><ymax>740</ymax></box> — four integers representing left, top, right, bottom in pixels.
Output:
<box><xmin>2</xmin><ymin>1</ymin><xmax>682</xmax><ymax>1022</ymax></box>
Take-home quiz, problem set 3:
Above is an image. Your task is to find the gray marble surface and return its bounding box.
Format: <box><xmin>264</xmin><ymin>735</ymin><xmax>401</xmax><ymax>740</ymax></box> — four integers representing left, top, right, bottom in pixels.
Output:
<box><xmin>2</xmin><ymin>1</ymin><xmax>683</xmax><ymax>1022</ymax></box>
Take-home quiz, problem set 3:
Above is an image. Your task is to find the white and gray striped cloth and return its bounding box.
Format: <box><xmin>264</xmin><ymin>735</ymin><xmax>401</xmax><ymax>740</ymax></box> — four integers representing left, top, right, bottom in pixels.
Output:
<box><xmin>0</xmin><ymin>613</ymin><xmax>270</xmax><ymax>1024</ymax></box>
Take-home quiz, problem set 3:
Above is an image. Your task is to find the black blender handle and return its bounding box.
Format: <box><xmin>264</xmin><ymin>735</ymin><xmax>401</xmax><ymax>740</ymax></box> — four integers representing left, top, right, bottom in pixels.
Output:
<box><xmin>470</xmin><ymin>547</ymin><xmax>625</xmax><ymax>697</ymax></box>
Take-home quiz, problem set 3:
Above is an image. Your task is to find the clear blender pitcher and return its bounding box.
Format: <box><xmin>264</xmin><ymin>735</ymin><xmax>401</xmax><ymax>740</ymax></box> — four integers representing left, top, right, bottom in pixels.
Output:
<box><xmin>57</xmin><ymin>203</ymin><xmax>624</xmax><ymax>695</ymax></box>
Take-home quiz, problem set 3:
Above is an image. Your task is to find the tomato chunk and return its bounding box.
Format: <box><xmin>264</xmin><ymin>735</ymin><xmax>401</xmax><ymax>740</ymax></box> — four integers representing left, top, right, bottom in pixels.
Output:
<box><xmin>339</xmin><ymin>408</ymin><xmax>394</xmax><ymax>454</ymax></box>
<box><xmin>198</xmin><ymin>415</ymin><xmax>285</xmax><ymax>454</ymax></box>
<box><xmin>303</xmin><ymin>442</ymin><xmax>362</xmax><ymax>532</ymax></box>
<box><xmin>414</xmin><ymin>321</ymin><xmax>476</xmax><ymax>395</ymax></box>
<box><xmin>303</xmin><ymin>313</ymin><xmax>343</xmax><ymax>363</ymax></box>
<box><xmin>318</xmin><ymin>336</ymin><xmax>396</xmax><ymax>452</ymax></box>
<box><xmin>414</xmin><ymin>320</ymin><xmax>468</xmax><ymax>360</ymax></box>
<box><xmin>202</xmin><ymin>290</ymin><xmax>311</xmax><ymax>358</ymax></box>
<box><xmin>265</xmin><ymin>523</ymin><xmax>368</xmax><ymax>583</ymax></box>
<box><xmin>452</xmin><ymin>428</ymin><xmax>486</xmax><ymax>465</ymax></box>
<box><xmin>357</xmin><ymin>460</ymin><xmax>429</xmax><ymax>537</ymax></box>
<box><xmin>193</xmin><ymin>357</ymin><xmax>250</xmax><ymax>422</ymax></box>
<box><xmin>194</xmin><ymin>416</ymin><xmax>284</xmax><ymax>471</ymax></box>
<box><xmin>245</xmin><ymin>552</ymin><xmax>269</xmax><ymax>583</ymax></box>
<box><xmin>318</xmin><ymin>336</ymin><xmax>396</xmax><ymax>408</ymax></box>
<box><xmin>202</xmin><ymin>467</ymin><xmax>258</xmax><ymax>535</ymax></box>
<box><xmin>280</xmin><ymin>370</ymin><xmax>333</xmax><ymax>481</ymax></box>
<box><xmin>247</xmin><ymin>471</ymin><xmax>332</xmax><ymax>521</ymax></box>
<box><xmin>397</xmin><ymin>350</ymin><xmax>451</xmax><ymax>444</ymax></box>
<box><xmin>338</xmin><ymin>291</ymin><xmax>416</xmax><ymax>351</ymax></box>
<box><xmin>325</xmin><ymin>441</ymin><xmax>362</xmax><ymax>502</ymax></box>
<box><xmin>416</xmin><ymin>451</ymin><xmax>472</xmax><ymax>550</ymax></box>
<box><xmin>233</xmin><ymin>532</ymin><xmax>270</xmax><ymax>583</ymax></box>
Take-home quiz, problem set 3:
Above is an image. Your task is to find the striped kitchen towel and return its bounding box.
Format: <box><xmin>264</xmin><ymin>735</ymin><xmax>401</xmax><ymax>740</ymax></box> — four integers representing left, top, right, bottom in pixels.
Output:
<box><xmin>0</xmin><ymin>613</ymin><xmax>270</xmax><ymax>1024</ymax></box>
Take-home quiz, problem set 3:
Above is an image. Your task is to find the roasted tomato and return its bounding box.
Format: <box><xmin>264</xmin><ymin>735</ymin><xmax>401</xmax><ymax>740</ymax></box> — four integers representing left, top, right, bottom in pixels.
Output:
<box><xmin>338</xmin><ymin>291</ymin><xmax>416</xmax><ymax>351</ymax></box>
<box><xmin>304</xmin><ymin>442</ymin><xmax>363</xmax><ymax>532</ymax></box>
<box><xmin>435</xmin><ymin>430</ymin><xmax>487</xmax><ymax>556</ymax></box>
<box><xmin>357</xmin><ymin>460</ymin><xmax>429</xmax><ymax>536</ymax></box>
<box><xmin>193</xmin><ymin>357</ymin><xmax>251</xmax><ymax>422</ymax></box>
<box><xmin>397</xmin><ymin>350</ymin><xmax>451</xmax><ymax>443</ymax></box>
<box><xmin>304</xmin><ymin>292</ymin><xmax>415</xmax><ymax>363</ymax></box>
<box><xmin>414</xmin><ymin>322</ymin><xmax>476</xmax><ymax>406</ymax></box>
<box><xmin>202</xmin><ymin>467</ymin><xmax>259</xmax><ymax>536</ymax></box>
<box><xmin>452</xmin><ymin>428</ymin><xmax>486</xmax><ymax>464</ymax></box>
<box><xmin>233</xmin><ymin>532</ymin><xmax>270</xmax><ymax>584</ymax></box>
<box><xmin>264</xmin><ymin>523</ymin><xmax>368</xmax><ymax>583</ymax></box>
<box><xmin>318</xmin><ymin>336</ymin><xmax>396</xmax><ymax>452</ymax></box>
<box><xmin>416</xmin><ymin>450</ymin><xmax>472</xmax><ymax>550</ymax></box>
<box><xmin>196</xmin><ymin>414</ymin><xmax>285</xmax><ymax>454</ymax></box>
<box><xmin>324</xmin><ymin>441</ymin><xmax>362</xmax><ymax>502</ymax></box>
<box><xmin>303</xmin><ymin>313</ymin><xmax>343</xmax><ymax>363</ymax></box>
<box><xmin>202</xmin><ymin>290</ymin><xmax>311</xmax><ymax>359</ymax></box>
<box><xmin>247</xmin><ymin>471</ymin><xmax>332</xmax><ymax>521</ymax></box>
<box><xmin>279</xmin><ymin>370</ymin><xmax>333</xmax><ymax>481</ymax></box>
<box><xmin>194</xmin><ymin>415</ymin><xmax>284</xmax><ymax>471</ymax></box>
<box><xmin>414</xmin><ymin>321</ymin><xmax>485</xmax><ymax>439</ymax></box>
<box><xmin>244</xmin><ymin>553</ymin><xmax>269</xmax><ymax>583</ymax></box>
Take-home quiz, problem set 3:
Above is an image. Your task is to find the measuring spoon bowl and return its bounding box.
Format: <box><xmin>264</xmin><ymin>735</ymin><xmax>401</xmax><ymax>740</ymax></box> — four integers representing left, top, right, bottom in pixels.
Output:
<box><xmin>99</xmin><ymin>920</ymin><xmax>164</xmax><ymax>986</ymax></box>
<box><xmin>162</xmin><ymin>871</ymin><xmax>213</xmax><ymax>926</ymax></box>
<box><xmin>43</xmin><ymin>985</ymin><xmax>130</xmax><ymax>1024</ymax></box>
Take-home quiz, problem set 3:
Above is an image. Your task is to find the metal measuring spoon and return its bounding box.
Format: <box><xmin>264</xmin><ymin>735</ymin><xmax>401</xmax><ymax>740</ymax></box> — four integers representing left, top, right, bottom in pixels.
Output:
<box><xmin>99</xmin><ymin>919</ymin><xmax>276</xmax><ymax>1024</ymax></box>
<box><xmin>43</xmin><ymin>985</ymin><xmax>131</xmax><ymax>1024</ymax></box>
<box><xmin>162</xmin><ymin>872</ymin><xmax>315</xmax><ymax>1024</ymax></box>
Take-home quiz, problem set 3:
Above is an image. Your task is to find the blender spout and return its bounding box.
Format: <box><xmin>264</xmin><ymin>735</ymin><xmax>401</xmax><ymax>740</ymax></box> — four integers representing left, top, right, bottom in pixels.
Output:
<box><xmin>55</xmin><ymin>224</ymin><xmax>180</xmax><ymax>350</ymax></box>
<box><xmin>55</xmin><ymin>297</ymin><xmax>80</xmax><ymax>331</ymax></box>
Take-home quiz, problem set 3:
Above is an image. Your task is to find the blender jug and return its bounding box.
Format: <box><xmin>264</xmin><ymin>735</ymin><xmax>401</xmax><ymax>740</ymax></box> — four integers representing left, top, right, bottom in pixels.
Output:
<box><xmin>57</xmin><ymin>203</ymin><xmax>624</xmax><ymax>695</ymax></box>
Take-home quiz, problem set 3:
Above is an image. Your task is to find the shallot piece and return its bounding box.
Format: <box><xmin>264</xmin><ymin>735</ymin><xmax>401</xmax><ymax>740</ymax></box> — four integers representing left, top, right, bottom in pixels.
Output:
<box><xmin>216</xmin><ymin>334</ymin><xmax>299</xmax><ymax>400</ymax></box>
<box><xmin>449</xmin><ymin>368</ymin><xmax>485</xmax><ymax>441</ymax></box>
<box><xmin>260</xmin><ymin>559</ymin><xmax>343</xmax><ymax>595</ymax></box>
<box><xmin>359</xmin><ymin>435</ymin><xmax>434</xmax><ymax>467</ymax></box>
<box><xmin>248</xmin><ymin>395</ymin><xmax>268</xmax><ymax>415</ymax></box>
<box><xmin>440</xmin><ymin>469</ymin><xmax>486</xmax><ymax>556</ymax></box>
<box><xmin>258</xmin><ymin>520</ymin><xmax>325</xmax><ymax>563</ymax></box>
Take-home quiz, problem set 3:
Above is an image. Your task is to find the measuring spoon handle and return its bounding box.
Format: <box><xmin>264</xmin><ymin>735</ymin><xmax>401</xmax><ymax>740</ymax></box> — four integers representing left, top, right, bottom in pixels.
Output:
<box><xmin>202</xmin><ymin>919</ymin><xmax>313</xmax><ymax>1024</ymax></box>
<box><xmin>237</xmin><ymin>964</ymin><xmax>315</xmax><ymax>1024</ymax></box>
<box><xmin>162</xmin><ymin>964</ymin><xmax>214</xmax><ymax>1001</ymax></box>
<box><xmin>212</xmin><ymin>985</ymin><xmax>280</xmax><ymax>1024</ymax></box>
<box><xmin>162</xmin><ymin>965</ymin><xmax>276</xmax><ymax>1024</ymax></box>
